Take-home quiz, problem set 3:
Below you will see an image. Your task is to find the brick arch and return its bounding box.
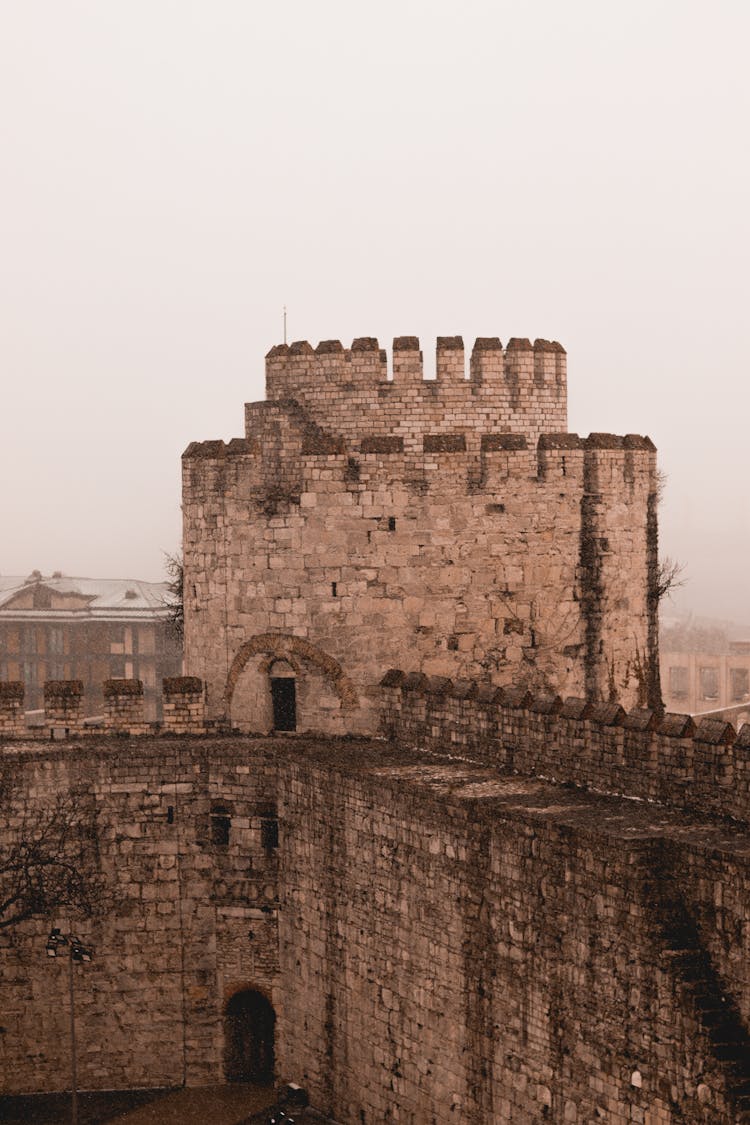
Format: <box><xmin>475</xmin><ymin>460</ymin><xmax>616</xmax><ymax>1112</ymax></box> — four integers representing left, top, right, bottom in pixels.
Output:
<box><xmin>224</xmin><ymin>633</ymin><xmax>359</xmax><ymax>711</ymax></box>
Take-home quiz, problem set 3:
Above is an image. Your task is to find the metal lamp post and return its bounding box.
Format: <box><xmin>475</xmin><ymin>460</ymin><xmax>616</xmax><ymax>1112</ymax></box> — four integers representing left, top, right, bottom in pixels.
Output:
<box><xmin>46</xmin><ymin>928</ymin><xmax>93</xmax><ymax>1125</ymax></box>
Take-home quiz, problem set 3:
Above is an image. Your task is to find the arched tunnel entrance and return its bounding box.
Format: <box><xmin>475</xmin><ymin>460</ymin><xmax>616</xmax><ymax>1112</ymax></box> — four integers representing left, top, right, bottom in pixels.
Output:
<box><xmin>224</xmin><ymin>989</ymin><xmax>276</xmax><ymax>1084</ymax></box>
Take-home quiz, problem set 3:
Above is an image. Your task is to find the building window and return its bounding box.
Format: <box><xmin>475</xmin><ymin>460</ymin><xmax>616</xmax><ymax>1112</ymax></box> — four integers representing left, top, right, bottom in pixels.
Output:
<box><xmin>730</xmin><ymin>668</ymin><xmax>749</xmax><ymax>702</ymax></box>
<box><xmin>668</xmin><ymin>667</ymin><xmax>688</xmax><ymax>699</ymax></box>
<box><xmin>699</xmin><ymin>667</ymin><xmax>719</xmax><ymax>702</ymax></box>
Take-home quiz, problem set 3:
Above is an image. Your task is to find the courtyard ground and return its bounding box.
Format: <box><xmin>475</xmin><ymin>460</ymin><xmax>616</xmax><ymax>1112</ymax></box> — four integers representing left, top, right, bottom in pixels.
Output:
<box><xmin>0</xmin><ymin>1084</ymin><xmax>276</xmax><ymax>1124</ymax></box>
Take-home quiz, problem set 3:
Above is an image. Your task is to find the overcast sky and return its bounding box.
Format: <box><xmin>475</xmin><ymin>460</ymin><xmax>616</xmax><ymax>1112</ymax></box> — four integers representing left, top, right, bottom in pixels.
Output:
<box><xmin>1</xmin><ymin>1</ymin><xmax>748</xmax><ymax>621</ymax></box>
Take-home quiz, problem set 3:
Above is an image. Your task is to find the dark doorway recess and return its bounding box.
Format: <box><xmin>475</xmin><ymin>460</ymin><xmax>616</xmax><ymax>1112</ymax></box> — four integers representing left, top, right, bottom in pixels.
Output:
<box><xmin>271</xmin><ymin>677</ymin><xmax>296</xmax><ymax>731</ymax></box>
<box><xmin>224</xmin><ymin>990</ymin><xmax>276</xmax><ymax>1083</ymax></box>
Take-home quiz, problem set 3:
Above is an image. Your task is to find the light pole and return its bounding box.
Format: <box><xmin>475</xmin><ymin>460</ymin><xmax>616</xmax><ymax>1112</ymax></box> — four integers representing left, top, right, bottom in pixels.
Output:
<box><xmin>46</xmin><ymin>928</ymin><xmax>93</xmax><ymax>1125</ymax></box>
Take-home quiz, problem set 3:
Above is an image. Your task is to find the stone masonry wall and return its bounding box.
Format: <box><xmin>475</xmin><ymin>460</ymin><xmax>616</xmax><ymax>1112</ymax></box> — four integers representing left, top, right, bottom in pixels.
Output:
<box><xmin>263</xmin><ymin>336</ymin><xmax>567</xmax><ymax>451</ymax></box>
<box><xmin>162</xmin><ymin>676</ymin><xmax>206</xmax><ymax>734</ymax></box>
<box><xmin>44</xmin><ymin>679</ymin><xmax>85</xmax><ymax>735</ymax></box>
<box><xmin>0</xmin><ymin>681</ymin><xmax>24</xmax><ymax>735</ymax></box>
<box><xmin>0</xmin><ymin>739</ymin><xmax>280</xmax><ymax>1095</ymax></box>
<box><xmin>183</xmin><ymin>419</ymin><xmax>659</xmax><ymax>732</ymax></box>
<box><xmin>380</xmin><ymin>671</ymin><xmax>749</xmax><ymax>822</ymax></box>
<box><xmin>103</xmin><ymin>678</ymin><xmax>149</xmax><ymax>735</ymax></box>
<box><xmin>2</xmin><ymin>736</ymin><xmax>750</xmax><ymax>1122</ymax></box>
<box><xmin>275</xmin><ymin>742</ymin><xmax>750</xmax><ymax>1124</ymax></box>
<box><xmin>0</xmin><ymin>677</ymin><xmax>207</xmax><ymax>739</ymax></box>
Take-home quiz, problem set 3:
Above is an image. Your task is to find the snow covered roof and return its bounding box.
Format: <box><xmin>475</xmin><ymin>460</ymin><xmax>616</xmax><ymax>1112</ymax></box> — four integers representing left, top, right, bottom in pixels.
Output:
<box><xmin>0</xmin><ymin>574</ymin><xmax>173</xmax><ymax>620</ymax></box>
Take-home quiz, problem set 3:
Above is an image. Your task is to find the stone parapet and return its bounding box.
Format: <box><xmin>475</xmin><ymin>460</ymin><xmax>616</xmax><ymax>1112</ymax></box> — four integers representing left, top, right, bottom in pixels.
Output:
<box><xmin>0</xmin><ymin>681</ymin><xmax>25</xmax><ymax>736</ymax></box>
<box><xmin>162</xmin><ymin>676</ymin><xmax>206</xmax><ymax>735</ymax></box>
<box><xmin>381</xmin><ymin>670</ymin><xmax>749</xmax><ymax>822</ymax></box>
<box><xmin>261</xmin><ymin>334</ymin><xmax>568</xmax><ymax>450</ymax></box>
<box><xmin>44</xmin><ymin>680</ymin><xmax>84</xmax><ymax>737</ymax></box>
<box><xmin>103</xmin><ymin>679</ymin><xmax>149</xmax><ymax>735</ymax></box>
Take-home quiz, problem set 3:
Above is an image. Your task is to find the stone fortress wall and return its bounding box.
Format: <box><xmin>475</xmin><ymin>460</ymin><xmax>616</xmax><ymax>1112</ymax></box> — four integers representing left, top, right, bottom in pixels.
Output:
<box><xmin>0</xmin><ymin>735</ymin><xmax>281</xmax><ymax>1096</ymax></box>
<box><xmin>2</xmin><ymin>673</ymin><xmax>750</xmax><ymax>826</ymax></box>
<box><xmin>182</xmin><ymin>334</ymin><xmax>661</xmax><ymax>736</ymax></box>
<box><xmin>2</xmin><ymin>694</ymin><xmax>750</xmax><ymax>1122</ymax></box>
<box><xmin>277</xmin><ymin>739</ymin><xmax>750</xmax><ymax>1124</ymax></box>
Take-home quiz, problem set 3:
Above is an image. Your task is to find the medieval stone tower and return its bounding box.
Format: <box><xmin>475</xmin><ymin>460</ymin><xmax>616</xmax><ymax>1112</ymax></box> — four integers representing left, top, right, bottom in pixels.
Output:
<box><xmin>182</xmin><ymin>335</ymin><xmax>661</xmax><ymax>733</ymax></box>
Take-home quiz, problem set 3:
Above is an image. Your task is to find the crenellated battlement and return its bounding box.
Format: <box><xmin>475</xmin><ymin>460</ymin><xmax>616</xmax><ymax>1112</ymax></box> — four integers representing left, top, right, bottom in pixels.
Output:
<box><xmin>266</xmin><ymin>334</ymin><xmax>565</xmax><ymax>386</ymax></box>
<box><xmin>183</xmin><ymin>424</ymin><xmax>656</xmax><ymax>499</ymax></box>
<box><xmin>381</xmin><ymin>669</ymin><xmax>749</xmax><ymax>823</ymax></box>
<box><xmin>0</xmin><ymin>676</ymin><xmax>208</xmax><ymax>738</ymax></box>
<box><xmin>262</xmin><ymin>334</ymin><xmax>568</xmax><ymax>448</ymax></box>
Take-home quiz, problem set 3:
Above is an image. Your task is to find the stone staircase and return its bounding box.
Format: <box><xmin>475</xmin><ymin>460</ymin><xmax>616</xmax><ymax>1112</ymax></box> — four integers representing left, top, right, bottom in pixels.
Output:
<box><xmin>655</xmin><ymin>892</ymin><xmax>750</xmax><ymax>1121</ymax></box>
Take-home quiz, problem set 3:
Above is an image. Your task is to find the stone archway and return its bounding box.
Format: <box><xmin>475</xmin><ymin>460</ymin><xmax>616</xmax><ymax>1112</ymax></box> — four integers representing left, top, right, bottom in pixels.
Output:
<box><xmin>224</xmin><ymin>988</ymin><xmax>275</xmax><ymax>1083</ymax></box>
<box><xmin>224</xmin><ymin>633</ymin><xmax>358</xmax><ymax>715</ymax></box>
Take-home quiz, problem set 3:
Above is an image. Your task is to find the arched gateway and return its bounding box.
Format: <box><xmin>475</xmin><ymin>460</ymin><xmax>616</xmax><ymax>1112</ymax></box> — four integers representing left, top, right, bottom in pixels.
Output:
<box><xmin>223</xmin><ymin>633</ymin><xmax>358</xmax><ymax>731</ymax></box>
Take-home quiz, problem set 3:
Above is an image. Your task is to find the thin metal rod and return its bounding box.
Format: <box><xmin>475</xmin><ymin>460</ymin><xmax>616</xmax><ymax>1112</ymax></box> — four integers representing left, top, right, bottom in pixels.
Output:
<box><xmin>68</xmin><ymin>952</ymin><xmax>78</xmax><ymax>1125</ymax></box>
<box><xmin>283</xmin><ymin>305</ymin><xmax>287</xmax><ymax>345</ymax></box>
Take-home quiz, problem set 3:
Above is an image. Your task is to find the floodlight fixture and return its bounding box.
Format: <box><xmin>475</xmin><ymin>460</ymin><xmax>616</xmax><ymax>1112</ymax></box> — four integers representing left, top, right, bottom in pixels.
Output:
<box><xmin>46</xmin><ymin>927</ymin><xmax>69</xmax><ymax>957</ymax></box>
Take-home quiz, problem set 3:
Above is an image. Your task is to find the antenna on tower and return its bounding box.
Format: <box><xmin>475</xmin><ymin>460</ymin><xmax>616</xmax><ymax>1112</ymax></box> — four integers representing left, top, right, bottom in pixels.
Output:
<box><xmin>283</xmin><ymin>306</ymin><xmax>287</xmax><ymax>345</ymax></box>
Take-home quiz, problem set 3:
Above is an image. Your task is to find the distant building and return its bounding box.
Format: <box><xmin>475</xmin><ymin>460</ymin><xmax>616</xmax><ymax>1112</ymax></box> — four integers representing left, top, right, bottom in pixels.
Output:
<box><xmin>0</xmin><ymin>572</ymin><xmax>182</xmax><ymax>720</ymax></box>
<box><xmin>660</xmin><ymin>640</ymin><xmax>750</xmax><ymax>726</ymax></box>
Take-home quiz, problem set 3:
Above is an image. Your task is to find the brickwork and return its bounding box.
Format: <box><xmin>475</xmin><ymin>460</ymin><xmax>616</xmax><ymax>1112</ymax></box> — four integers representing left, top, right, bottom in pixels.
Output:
<box><xmin>182</xmin><ymin>337</ymin><xmax>660</xmax><ymax>732</ymax></box>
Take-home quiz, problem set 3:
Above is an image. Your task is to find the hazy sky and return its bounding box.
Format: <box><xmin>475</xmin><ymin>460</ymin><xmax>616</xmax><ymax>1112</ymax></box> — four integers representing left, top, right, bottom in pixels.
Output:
<box><xmin>1</xmin><ymin>1</ymin><xmax>748</xmax><ymax>620</ymax></box>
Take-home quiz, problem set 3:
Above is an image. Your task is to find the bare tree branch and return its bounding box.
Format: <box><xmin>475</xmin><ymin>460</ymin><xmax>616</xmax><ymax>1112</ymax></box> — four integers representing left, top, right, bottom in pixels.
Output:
<box><xmin>654</xmin><ymin>556</ymin><xmax>686</xmax><ymax>604</ymax></box>
<box><xmin>163</xmin><ymin>550</ymin><xmax>184</xmax><ymax>641</ymax></box>
<box><xmin>0</xmin><ymin>765</ymin><xmax>104</xmax><ymax>930</ymax></box>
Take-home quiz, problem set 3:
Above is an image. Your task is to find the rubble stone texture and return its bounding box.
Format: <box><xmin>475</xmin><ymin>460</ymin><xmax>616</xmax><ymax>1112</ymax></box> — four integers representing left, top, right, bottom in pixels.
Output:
<box><xmin>1</xmin><ymin>732</ymin><xmax>749</xmax><ymax>1123</ymax></box>
<box><xmin>182</xmin><ymin>336</ymin><xmax>661</xmax><ymax>734</ymax></box>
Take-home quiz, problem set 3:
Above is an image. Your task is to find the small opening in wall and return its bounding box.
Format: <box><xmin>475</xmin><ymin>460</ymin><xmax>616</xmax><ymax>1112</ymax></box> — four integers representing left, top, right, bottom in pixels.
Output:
<box><xmin>167</xmin><ymin>806</ymin><xmax>175</xmax><ymax>824</ymax></box>
<box><xmin>388</xmin><ymin>516</ymin><xmax>396</xmax><ymax>532</ymax></box>
<box><xmin>270</xmin><ymin>666</ymin><xmax>296</xmax><ymax>732</ymax></box>
<box><xmin>331</xmin><ymin>582</ymin><xmax>337</xmax><ymax>597</ymax></box>
<box><xmin>261</xmin><ymin>817</ymin><xmax>279</xmax><ymax>851</ymax></box>
<box><xmin>211</xmin><ymin>803</ymin><xmax>232</xmax><ymax>847</ymax></box>
<box><xmin>561</xmin><ymin>456</ymin><xmax>567</xmax><ymax>476</ymax></box>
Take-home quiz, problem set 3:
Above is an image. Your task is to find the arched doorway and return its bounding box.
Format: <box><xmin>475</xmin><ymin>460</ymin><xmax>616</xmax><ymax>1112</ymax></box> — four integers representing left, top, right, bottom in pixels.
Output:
<box><xmin>224</xmin><ymin>989</ymin><xmax>276</xmax><ymax>1083</ymax></box>
<box><xmin>269</xmin><ymin>659</ymin><xmax>296</xmax><ymax>731</ymax></box>
<box><xmin>223</xmin><ymin>633</ymin><xmax>359</xmax><ymax>734</ymax></box>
